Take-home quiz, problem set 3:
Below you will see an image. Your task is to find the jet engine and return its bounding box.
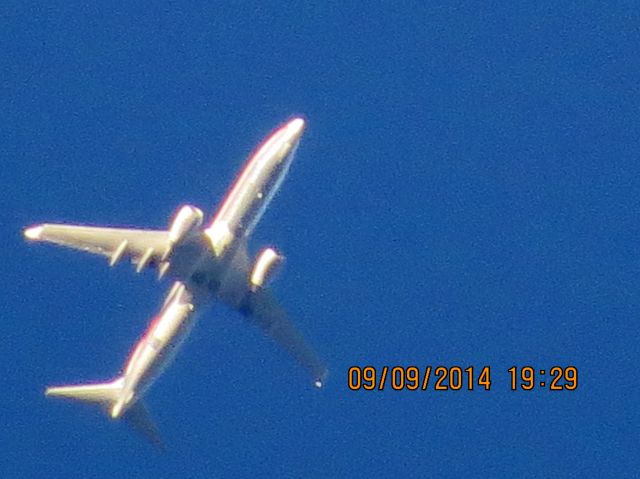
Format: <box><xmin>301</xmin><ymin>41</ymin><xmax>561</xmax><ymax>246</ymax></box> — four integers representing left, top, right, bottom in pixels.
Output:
<box><xmin>155</xmin><ymin>205</ymin><xmax>204</xmax><ymax>278</ymax></box>
<box><xmin>162</xmin><ymin>205</ymin><xmax>203</xmax><ymax>259</ymax></box>
<box><xmin>168</xmin><ymin>205</ymin><xmax>204</xmax><ymax>244</ymax></box>
<box><xmin>249</xmin><ymin>247</ymin><xmax>284</xmax><ymax>291</ymax></box>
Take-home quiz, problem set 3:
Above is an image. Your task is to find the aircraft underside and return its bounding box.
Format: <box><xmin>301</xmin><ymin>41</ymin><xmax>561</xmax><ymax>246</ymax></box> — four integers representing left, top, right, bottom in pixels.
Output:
<box><xmin>24</xmin><ymin>118</ymin><xmax>328</xmax><ymax>443</ymax></box>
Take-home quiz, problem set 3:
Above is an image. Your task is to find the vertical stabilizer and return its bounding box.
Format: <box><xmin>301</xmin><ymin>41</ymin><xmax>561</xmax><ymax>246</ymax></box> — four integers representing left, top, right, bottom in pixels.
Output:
<box><xmin>124</xmin><ymin>401</ymin><xmax>165</xmax><ymax>450</ymax></box>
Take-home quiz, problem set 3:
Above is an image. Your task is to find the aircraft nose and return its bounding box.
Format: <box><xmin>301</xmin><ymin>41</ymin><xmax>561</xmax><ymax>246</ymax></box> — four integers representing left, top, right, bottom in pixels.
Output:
<box><xmin>285</xmin><ymin>117</ymin><xmax>305</xmax><ymax>141</ymax></box>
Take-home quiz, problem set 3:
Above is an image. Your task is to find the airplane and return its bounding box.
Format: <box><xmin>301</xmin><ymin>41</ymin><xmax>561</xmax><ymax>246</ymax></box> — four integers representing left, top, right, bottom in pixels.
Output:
<box><xmin>23</xmin><ymin>118</ymin><xmax>328</xmax><ymax>440</ymax></box>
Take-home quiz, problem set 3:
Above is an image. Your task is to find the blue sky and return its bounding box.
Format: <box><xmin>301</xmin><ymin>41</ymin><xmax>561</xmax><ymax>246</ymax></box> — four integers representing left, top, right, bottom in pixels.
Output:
<box><xmin>1</xmin><ymin>3</ymin><xmax>638</xmax><ymax>477</ymax></box>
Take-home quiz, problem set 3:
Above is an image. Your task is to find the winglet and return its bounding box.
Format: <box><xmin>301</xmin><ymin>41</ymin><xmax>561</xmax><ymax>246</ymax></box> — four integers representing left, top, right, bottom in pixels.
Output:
<box><xmin>314</xmin><ymin>369</ymin><xmax>329</xmax><ymax>389</ymax></box>
<box><xmin>24</xmin><ymin>225</ymin><xmax>44</xmax><ymax>240</ymax></box>
<box><xmin>313</xmin><ymin>366</ymin><xmax>329</xmax><ymax>389</ymax></box>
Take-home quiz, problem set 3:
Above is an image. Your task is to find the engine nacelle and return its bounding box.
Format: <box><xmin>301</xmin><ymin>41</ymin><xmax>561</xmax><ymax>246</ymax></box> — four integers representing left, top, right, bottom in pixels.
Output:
<box><xmin>249</xmin><ymin>247</ymin><xmax>284</xmax><ymax>291</ymax></box>
<box><xmin>169</xmin><ymin>205</ymin><xmax>204</xmax><ymax>243</ymax></box>
<box><xmin>162</xmin><ymin>205</ymin><xmax>204</xmax><ymax>262</ymax></box>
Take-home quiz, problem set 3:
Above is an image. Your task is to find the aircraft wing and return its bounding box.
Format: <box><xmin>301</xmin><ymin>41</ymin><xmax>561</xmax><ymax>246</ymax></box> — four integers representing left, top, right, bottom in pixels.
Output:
<box><xmin>23</xmin><ymin>224</ymin><xmax>169</xmax><ymax>269</ymax></box>
<box><xmin>240</xmin><ymin>288</ymin><xmax>329</xmax><ymax>388</ymax></box>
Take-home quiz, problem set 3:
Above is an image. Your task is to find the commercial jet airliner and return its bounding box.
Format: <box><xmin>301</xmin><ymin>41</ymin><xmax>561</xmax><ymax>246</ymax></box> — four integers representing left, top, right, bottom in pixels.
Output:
<box><xmin>24</xmin><ymin>118</ymin><xmax>327</xmax><ymax>440</ymax></box>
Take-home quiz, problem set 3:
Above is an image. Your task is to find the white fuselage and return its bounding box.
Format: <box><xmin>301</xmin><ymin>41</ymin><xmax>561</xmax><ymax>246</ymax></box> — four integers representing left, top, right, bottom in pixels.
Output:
<box><xmin>110</xmin><ymin>283</ymin><xmax>195</xmax><ymax>418</ymax></box>
<box><xmin>110</xmin><ymin>118</ymin><xmax>306</xmax><ymax>418</ymax></box>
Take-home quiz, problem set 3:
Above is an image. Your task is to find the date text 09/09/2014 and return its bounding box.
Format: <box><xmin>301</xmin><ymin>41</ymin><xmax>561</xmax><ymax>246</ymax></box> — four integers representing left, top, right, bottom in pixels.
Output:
<box><xmin>347</xmin><ymin>366</ymin><xmax>578</xmax><ymax>392</ymax></box>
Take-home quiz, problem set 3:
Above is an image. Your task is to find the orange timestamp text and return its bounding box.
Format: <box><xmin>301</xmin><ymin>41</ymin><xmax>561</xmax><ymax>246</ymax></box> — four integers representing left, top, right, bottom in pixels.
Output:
<box><xmin>348</xmin><ymin>365</ymin><xmax>492</xmax><ymax>391</ymax></box>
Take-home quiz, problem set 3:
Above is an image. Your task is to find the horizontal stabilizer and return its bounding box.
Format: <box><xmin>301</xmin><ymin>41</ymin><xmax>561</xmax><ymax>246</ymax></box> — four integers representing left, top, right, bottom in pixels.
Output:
<box><xmin>45</xmin><ymin>377</ymin><xmax>124</xmax><ymax>404</ymax></box>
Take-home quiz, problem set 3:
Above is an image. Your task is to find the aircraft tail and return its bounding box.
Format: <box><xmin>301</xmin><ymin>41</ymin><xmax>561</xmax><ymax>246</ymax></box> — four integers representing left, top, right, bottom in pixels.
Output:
<box><xmin>45</xmin><ymin>377</ymin><xmax>164</xmax><ymax>448</ymax></box>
